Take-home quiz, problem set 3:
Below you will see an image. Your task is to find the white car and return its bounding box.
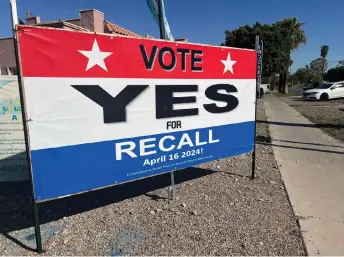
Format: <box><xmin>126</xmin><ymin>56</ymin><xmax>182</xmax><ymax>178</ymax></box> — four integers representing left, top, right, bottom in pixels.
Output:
<box><xmin>258</xmin><ymin>84</ymin><xmax>270</xmax><ymax>98</ymax></box>
<box><xmin>260</xmin><ymin>84</ymin><xmax>270</xmax><ymax>95</ymax></box>
<box><xmin>303</xmin><ymin>81</ymin><xmax>344</xmax><ymax>100</ymax></box>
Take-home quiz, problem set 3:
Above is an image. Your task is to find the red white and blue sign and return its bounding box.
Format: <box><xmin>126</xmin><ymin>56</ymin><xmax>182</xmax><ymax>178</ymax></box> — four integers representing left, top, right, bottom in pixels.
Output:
<box><xmin>17</xmin><ymin>26</ymin><xmax>257</xmax><ymax>201</ymax></box>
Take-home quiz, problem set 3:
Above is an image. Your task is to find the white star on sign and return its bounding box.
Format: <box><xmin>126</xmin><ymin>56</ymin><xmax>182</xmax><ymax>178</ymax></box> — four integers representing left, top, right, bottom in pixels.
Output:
<box><xmin>78</xmin><ymin>39</ymin><xmax>112</xmax><ymax>71</ymax></box>
<box><xmin>221</xmin><ymin>52</ymin><xmax>237</xmax><ymax>74</ymax></box>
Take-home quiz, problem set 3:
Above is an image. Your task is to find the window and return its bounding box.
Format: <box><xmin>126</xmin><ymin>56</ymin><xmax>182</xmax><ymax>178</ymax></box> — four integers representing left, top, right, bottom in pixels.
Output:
<box><xmin>317</xmin><ymin>83</ymin><xmax>333</xmax><ymax>89</ymax></box>
<box><xmin>0</xmin><ymin>67</ymin><xmax>8</xmax><ymax>75</ymax></box>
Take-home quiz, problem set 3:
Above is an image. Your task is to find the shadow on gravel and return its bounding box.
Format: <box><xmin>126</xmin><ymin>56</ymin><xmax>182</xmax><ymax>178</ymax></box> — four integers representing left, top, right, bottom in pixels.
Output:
<box><xmin>256</xmin><ymin>135</ymin><xmax>272</xmax><ymax>143</ymax></box>
<box><xmin>0</xmin><ymin>167</ymin><xmax>215</xmax><ymax>250</ymax></box>
<box><xmin>272</xmin><ymin>139</ymin><xmax>344</xmax><ymax>149</ymax></box>
<box><xmin>257</xmin><ymin>120</ymin><xmax>344</xmax><ymax>129</ymax></box>
<box><xmin>258</xmin><ymin>142</ymin><xmax>344</xmax><ymax>155</ymax></box>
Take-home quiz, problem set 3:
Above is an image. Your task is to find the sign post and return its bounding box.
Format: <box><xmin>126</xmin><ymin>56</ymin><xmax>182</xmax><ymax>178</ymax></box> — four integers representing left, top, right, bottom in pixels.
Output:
<box><xmin>251</xmin><ymin>36</ymin><xmax>262</xmax><ymax>179</ymax></box>
<box><xmin>9</xmin><ymin>0</ymin><xmax>43</xmax><ymax>253</ymax></box>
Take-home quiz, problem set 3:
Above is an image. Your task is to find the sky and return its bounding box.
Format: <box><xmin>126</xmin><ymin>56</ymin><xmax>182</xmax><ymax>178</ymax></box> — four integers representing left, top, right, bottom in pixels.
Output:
<box><xmin>0</xmin><ymin>0</ymin><xmax>343</xmax><ymax>72</ymax></box>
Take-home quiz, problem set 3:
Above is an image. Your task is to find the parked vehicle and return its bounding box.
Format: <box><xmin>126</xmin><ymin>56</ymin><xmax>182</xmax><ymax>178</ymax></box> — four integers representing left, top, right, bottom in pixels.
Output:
<box><xmin>258</xmin><ymin>84</ymin><xmax>270</xmax><ymax>98</ymax></box>
<box><xmin>303</xmin><ymin>81</ymin><xmax>344</xmax><ymax>100</ymax></box>
<box><xmin>260</xmin><ymin>84</ymin><xmax>270</xmax><ymax>95</ymax></box>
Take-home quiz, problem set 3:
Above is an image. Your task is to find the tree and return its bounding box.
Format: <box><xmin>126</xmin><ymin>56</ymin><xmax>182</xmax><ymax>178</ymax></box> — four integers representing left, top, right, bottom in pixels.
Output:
<box><xmin>223</xmin><ymin>17</ymin><xmax>306</xmax><ymax>94</ymax></box>
<box><xmin>320</xmin><ymin>45</ymin><xmax>329</xmax><ymax>81</ymax></box>
<box><xmin>275</xmin><ymin>17</ymin><xmax>307</xmax><ymax>93</ymax></box>
<box><xmin>223</xmin><ymin>22</ymin><xmax>285</xmax><ymax>77</ymax></box>
<box><xmin>324</xmin><ymin>66</ymin><xmax>344</xmax><ymax>82</ymax></box>
<box><xmin>294</xmin><ymin>63</ymin><xmax>325</xmax><ymax>85</ymax></box>
<box><xmin>294</xmin><ymin>67</ymin><xmax>313</xmax><ymax>85</ymax></box>
<box><xmin>338</xmin><ymin>60</ymin><xmax>344</xmax><ymax>67</ymax></box>
<box><xmin>310</xmin><ymin>58</ymin><xmax>328</xmax><ymax>76</ymax></box>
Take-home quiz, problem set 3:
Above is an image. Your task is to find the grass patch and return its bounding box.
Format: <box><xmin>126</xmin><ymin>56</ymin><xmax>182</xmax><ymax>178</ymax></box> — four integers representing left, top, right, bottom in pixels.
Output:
<box><xmin>272</xmin><ymin>91</ymin><xmax>298</xmax><ymax>97</ymax></box>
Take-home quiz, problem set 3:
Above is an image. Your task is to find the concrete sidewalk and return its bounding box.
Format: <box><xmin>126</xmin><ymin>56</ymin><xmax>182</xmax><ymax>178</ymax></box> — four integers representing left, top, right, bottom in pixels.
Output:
<box><xmin>264</xmin><ymin>95</ymin><xmax>344</xmax><ymax>256</ymax></box>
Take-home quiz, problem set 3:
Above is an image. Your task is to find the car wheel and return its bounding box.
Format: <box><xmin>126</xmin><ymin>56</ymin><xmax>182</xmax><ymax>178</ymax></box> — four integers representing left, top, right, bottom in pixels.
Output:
<box><xmin>320</xmin><ymin>93</ymin><xmax>329</xmax><ymax>101</ymax></box>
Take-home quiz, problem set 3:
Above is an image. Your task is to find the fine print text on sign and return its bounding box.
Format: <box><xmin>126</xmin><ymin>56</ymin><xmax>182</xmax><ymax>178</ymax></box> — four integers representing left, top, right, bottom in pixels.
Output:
<box><xmin>17</xmin><ymin>26</ymin><xmax>257</xmax><ymax>201</ymax></box>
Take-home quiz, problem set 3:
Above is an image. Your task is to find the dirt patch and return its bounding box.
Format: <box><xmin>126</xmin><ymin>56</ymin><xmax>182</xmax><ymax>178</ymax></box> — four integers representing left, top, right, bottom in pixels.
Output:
<box><xmin>280</xmin><ymin>97</ymin><xmax>344</xmax><ymax>143</ymax></box>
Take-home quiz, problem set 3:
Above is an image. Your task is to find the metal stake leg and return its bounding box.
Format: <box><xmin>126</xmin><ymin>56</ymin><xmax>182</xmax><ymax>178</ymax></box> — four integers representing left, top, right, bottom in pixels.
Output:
<box><xmin>170</xmin><ymin>171</ymin><xmax>175</xmax><ymax>200</ymax></box>
<box><xmin>168</xmin><ymin>171</ymin><xmax>175</xmax><ymax>204</ymax></box>
<box><xmin>251</xmin><ymin>149</ymin><xmax>256</xmax><ymax>179</ymax></box>
<box><xmin>33</xmin><ymin>203</ymin><xmax>43</xmax><ymax>253</ymax></box>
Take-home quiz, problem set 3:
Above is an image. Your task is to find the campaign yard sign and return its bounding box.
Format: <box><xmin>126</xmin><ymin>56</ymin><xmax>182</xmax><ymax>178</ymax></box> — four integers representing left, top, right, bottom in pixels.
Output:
<box><xmin>17</xmin><ymin>26</ymin><xmax>256</xmax><ymax>202</ymax></box>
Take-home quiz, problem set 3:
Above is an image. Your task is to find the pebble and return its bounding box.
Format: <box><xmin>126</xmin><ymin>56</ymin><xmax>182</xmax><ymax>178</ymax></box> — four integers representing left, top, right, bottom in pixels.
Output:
<box><xmin>191</xmin><ymin>211</ymin><xmax>197</xmax><ymax>215</ymax></box>
<box><xmin>150</xmin><ymin>210</ymin><xmax>155</xmax><ymax>214</ymax></box>
<box><xmin>258</xmin><ymin>199</ymin><xmax>265</xmax><ymax>202</ymax></box>
<box><xmin>296</xmin><ymin>160</ymin><xmax>299</xmax><ymax>163</ymax></box>
<box><xmin>270</xmin><ymin>181</ymin><xmax>276</xmax><ymax>185</ymax></box>
<box><xmin>217</xmin><ymin>165</ymin><xmax>221</xmax><ymax>169</ymax></box>
<box><xmin>182</xmin><ymin>203</ymin><xmax>187</xmax><ymax>208</ymax></box>
<box><xmin>229</xmin><ymin>203</ymin><xmax>234</xmax><ymax>206</ymax></box>
<box><xmin>259</xmin><ymin>242</ymin><xmax>264</xmax><ymax>245</ymax></box>
<box><xmin>175</xmin><ymin>196</ymin><xmax>180</xmax><ymax>201</ymax></box>
<box><xmin>156</xmin><ymin>209</ymin><xmax>163</xmax><ymax>212</ymax></box>
<box><xmin>257</xmin><ymin>167</ymin><xmax>261</xmax><ymax>170</ymax></box>
<box><xmin>63</xmin><ymin>238</ymin><xmax>70</xmax><ymax>245</ymax></box>
<box><xmin>235</xmin><ymin>178</ymin><xmax>239</xmax><ymax>182</ymax></box>
<box><xmin>280</xmin><ymin>186</ymin><xmax>284</xmax><ymax>190</ymax></box>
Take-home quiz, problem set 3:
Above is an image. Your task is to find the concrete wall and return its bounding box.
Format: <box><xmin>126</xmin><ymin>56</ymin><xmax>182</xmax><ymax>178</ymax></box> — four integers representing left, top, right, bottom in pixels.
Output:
<box><xmin>0</xmin><ymin>38</ymin><xmax>16</xmax><ymax>75</ymax></box>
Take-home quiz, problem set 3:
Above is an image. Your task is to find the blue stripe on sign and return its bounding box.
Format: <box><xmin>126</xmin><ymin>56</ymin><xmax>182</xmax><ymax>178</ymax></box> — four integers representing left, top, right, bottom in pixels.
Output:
<box><xmin>31</xmin><ymin>121</ymin><xmax>255</xmax><ymax>201</ymax></box>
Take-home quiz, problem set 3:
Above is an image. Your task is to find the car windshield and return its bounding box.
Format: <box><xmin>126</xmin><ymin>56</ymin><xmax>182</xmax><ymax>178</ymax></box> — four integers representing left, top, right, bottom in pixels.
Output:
<box><xmin>317</xmin><ymin>83</ymin><xmax>333</xmax><ymax>89</ymax></box>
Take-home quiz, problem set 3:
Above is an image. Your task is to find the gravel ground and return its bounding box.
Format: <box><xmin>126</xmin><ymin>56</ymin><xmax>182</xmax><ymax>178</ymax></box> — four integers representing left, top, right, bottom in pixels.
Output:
<box><xmin>0</xmin><ymin>100</ymin><xmax>306</xmax><ymax>256</ymax></box>
<box><xmin>280</xmin><ymin>96</ymin><xmax>344</xmax><ymax>143</ymax></box>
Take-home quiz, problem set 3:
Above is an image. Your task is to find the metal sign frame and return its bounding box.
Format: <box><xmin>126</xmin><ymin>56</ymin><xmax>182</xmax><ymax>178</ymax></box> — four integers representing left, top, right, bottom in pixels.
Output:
<box><xmin>9</xmin><ymin>0</ymin><xmax>43</xmax><ymax>253</ymax></box>
<box><xmin>9</xmin><ymin>0</ymin><xmax>259</xmax><ymax>253</ymax></box>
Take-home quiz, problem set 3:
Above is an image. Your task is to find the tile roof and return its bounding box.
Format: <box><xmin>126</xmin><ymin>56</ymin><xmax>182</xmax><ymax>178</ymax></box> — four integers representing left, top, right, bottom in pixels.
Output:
<box><xmin>36</xmin><ymin>21</ymin><xmax>90</xmax><ymax>31</ymax></box>
<box><xmin>104</xmin><ymin>20</ymin><xmax>142</xmax><ymax>38</ymax></box>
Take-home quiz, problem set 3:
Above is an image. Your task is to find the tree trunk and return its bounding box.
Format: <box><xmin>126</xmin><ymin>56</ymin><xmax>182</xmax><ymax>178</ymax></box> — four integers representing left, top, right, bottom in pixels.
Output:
<box><xmin>278</xmin><ymin>73</ymin><xmax>283</xmax><ymax>93</ymax></box>
<box><xmin>270</xmin><ymin>74</ymin><xmax>274</xmax><ymax>91</ymax></box>
<box><xmin>283</xmin><ymin>69</ymin><xmax>288</xmax><ymax>94</ymax></box>
<box><xmin>270</xmin><ymin>73</ymin><xmax>275</xmax><ymax>91</ymax></box>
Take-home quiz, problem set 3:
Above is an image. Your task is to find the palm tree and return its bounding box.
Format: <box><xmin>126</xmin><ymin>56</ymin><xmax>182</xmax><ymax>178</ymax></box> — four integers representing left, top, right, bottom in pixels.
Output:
<box><xmin>320</xmin><ymin>45</ymin><xmax>329</xmax><ymax>81</ymax></box>
<box><xmin>277</xmin><ymin>18</ymin><xmax>307</xmax><ymax>93</ymax></box>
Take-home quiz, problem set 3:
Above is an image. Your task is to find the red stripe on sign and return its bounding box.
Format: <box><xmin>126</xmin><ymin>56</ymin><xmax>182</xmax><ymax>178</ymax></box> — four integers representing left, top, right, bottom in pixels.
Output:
<box><xmin>18</xmin><ymin>26</ymin><xmax>256</xmax><ymax>79</ymax></box>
